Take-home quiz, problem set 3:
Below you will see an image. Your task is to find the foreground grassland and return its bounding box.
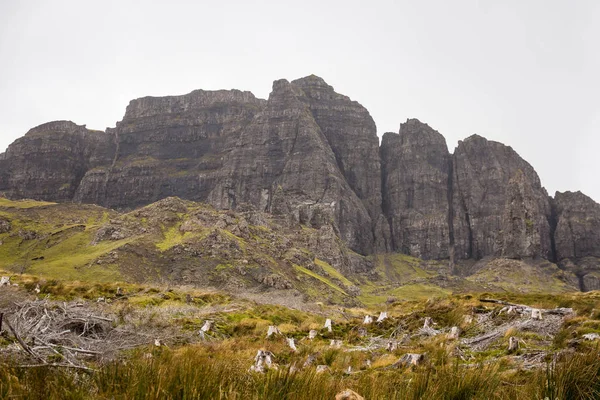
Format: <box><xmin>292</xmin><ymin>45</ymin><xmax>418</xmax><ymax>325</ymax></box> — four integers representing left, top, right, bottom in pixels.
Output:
<box><xmin>0</xmin><ymin>197</ymin><xmax>595</xmax><ymax>398</ymax></box>
<box><xmin>2</xmin><ymin>272</ymin><xmax>600</xmax><ymax>399</ymax></box>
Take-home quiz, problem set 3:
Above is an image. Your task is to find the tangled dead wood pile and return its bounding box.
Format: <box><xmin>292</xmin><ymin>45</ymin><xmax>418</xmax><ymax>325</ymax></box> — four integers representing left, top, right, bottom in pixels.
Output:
<box><xmin>0</xmin><ymin>299</ymin><xmax>150</xmax><ymax>371</ymax></box>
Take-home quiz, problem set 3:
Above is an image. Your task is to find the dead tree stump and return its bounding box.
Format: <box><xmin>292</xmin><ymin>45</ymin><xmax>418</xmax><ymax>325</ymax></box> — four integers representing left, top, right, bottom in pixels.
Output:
<box><xmin>507</xmin><ymin>336</ymin><xmax>519</xmax><ymax>353</ymax></box>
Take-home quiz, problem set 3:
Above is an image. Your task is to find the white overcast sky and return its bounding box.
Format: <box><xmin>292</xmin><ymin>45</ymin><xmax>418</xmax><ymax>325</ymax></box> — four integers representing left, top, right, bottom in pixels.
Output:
<box><xmin>1</xmin><ymin>0</ymin><xmax>598</xmax><ymax>202</ymax></box>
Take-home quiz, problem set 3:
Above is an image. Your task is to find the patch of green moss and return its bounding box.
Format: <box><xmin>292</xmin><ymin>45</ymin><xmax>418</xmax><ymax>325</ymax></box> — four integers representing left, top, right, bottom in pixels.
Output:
<box><xmin>0</xmin><ymin>198</ymin><xmax>56</xmax><ymax>209</ymax></box>
<box><xmin>294</xmin><ymin>264</ymin><xmax>348</xmax><ymax>295</ymax></box>
<box><xmin>314</xmin><ymin>258</ymin><xmax>353</xmax><ymax>286</ymax></box>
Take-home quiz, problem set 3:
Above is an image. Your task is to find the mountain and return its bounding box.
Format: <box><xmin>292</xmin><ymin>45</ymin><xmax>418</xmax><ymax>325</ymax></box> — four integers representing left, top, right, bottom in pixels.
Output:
<box><xmin>1</xmin><ymin>75</ymin><xmax>599</xmax><ymax>290</ymax></box>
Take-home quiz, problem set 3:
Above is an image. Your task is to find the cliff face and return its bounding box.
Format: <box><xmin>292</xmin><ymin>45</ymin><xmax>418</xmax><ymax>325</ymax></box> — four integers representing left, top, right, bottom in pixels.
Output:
<box><xmin>208</xmin><ymin>79</ymin><xmax>377</xmax><ymax>255</ymax></box>
<box><xmin>553</xmin><ymin>191</ymin><xmax>600</xmax><ymax>291</ymax></box>
<box><xmin>450</xmin><ymin>135</ymin><xmax>553</xmax><ymax>260</ymax></box>
<box><xmin>2</xmin><ymin>75</ymin><xmax>600</xmax><ymax>266</ymax></box>
<box><xmin>74</xmin><ymin>89</ymin><xmax>265</xmax><ymax>209</ymax></box>
<box><xmin>0</xmin><ymin>121</ymin><xmax>112</xmax><ymax>202</ymax></box>
<box><xmin>380</xmin><ymin>119</ymin><xmax>451</xmax><ymax>260</ymax></box>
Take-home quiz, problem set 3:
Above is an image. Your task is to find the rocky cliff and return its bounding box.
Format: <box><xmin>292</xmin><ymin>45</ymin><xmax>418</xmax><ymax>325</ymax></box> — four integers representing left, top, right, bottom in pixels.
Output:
<box><xmin>553</xmin><ymin>191</ymin><xmax>600</xmax><ymax>291</ymax></box>
<box><xmin>1</xmin><ymin>75</ymin><xmax>599</xmax><ymax>270</ymax></box>
<box><xmin>380</xmin><ymin>119</ymin><xmax>451</xmax><ymax>260</ymax></box>
<box><xmin>0</xmin><ymin>121</ymin><xmax>112</xmax><ymax>202</ymax></box>
<box><xmin>450</xmin><ymin>135</ymin><xmax>553</xmax><ymax>261</ymax></box>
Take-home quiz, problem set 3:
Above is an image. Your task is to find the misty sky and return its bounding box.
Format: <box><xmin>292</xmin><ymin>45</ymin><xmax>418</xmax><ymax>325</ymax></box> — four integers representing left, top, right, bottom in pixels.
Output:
<box><xmin>1</xmin><ymin>0</ymin><xmax>598</xmax><ymax>202</ymax></box>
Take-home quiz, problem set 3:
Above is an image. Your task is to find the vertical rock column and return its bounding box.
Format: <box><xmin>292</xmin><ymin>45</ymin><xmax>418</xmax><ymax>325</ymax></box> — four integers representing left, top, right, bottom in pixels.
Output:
<box><xmin>380</xmin><ymin>119</ymin><xmax>451</xmax><ymax>259</ymax></box>
<box><xmin>452</xmin><ymin>135</ymin><xmax>552</xmax><ymax>260</ymax></box>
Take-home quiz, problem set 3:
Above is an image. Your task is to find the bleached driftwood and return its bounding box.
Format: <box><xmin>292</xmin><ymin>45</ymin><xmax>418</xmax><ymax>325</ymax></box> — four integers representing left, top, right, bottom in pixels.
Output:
<box><xmin>324</xmin><ymin>319</ymin><xmax>332</xmax><ymax>332</ymax></box>
<box><xmin>287</xmin><ymin>338</ymin><xmax>297</xmax><ymax>352</ymax></box>
<box><xmin>377</xmin><ymin>312</ymin><xmax>388</xmax><ymax>322</ymax></box>
<box><xmin>308</xmin><ymin>329</ymin><xmax>317</xmax><ymax>340</ymax></box>
<box><xmin>363</xmin><ymin>315</ymin><xmax>373</xmax><ymax>325</ymax></box>
<box><xmin>266</xmin><ymin>325</ymin><xmax>281</xmax><ymax>338</ymax></box>
<box><xmin>250</xmin><ymin>350</ymin><xmax>277</xmax><ymax>373</ymax></box>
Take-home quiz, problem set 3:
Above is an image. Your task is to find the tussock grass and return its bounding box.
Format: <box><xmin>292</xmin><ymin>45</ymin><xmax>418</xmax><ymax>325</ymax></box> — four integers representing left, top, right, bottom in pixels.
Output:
<box><xmin>3</xmin><ymin>346</ymin><xmax>600</xmax><ymax>399</ymax></box>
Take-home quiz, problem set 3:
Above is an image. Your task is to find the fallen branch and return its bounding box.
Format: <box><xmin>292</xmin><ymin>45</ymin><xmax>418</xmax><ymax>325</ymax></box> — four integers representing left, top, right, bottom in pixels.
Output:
<box><xmin>4</xmin><ymin>318</ymin><xmax>46</xmax><ymax>363</ymax></box>
<box><xmin>480</xmin><ymin>299</ymin><xmax>574</xmax><ymax>316</ymax></box>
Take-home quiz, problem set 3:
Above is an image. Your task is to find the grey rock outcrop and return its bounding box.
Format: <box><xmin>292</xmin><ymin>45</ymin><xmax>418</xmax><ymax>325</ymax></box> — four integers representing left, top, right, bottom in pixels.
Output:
<box><xmin>380</xmin><ymin>119</ymin><xmax>451</xmax><ymax>259</ymax></box>
<box><xmin>554</xmin><ymin>191</ymin><xmax>600</xmax><ymax>260</ymax></box>
<box><xmin>208</xmin><ymin>79</ymin><xmax>376</xmax><ymax>254</ymax></box>
<box><xmin>74</xmin><ymin>89</ymin><xmax>265</xmax><ymax>209</ymax></box>
<box><xmin>0</xmin><ymin>121</ymin><xmax>112</xmax><ymax>202</ymax></box>
<box><xmin>451</xmin><ymin>135</ymin><xmax>552</xmax><ymax>260</ymax></box>
<box><xmin>553</xmin><ymin>191</ymin><xmax>600</xmax><ymax>290</ymax></box>
<box><xmin>291</xmin><ymin>75</ymin><xmax>390</xmax><ymax>251</ymax></box>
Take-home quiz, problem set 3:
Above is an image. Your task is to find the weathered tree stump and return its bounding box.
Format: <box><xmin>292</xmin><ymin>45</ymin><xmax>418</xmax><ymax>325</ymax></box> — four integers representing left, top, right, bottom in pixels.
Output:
<box><xmin>266</xmin><ymin>325</ymin><xmax>281</xmax><ymax>338</ymax></box>
<box><xmin>303</xmin><ymin>353</ymin><xmax>318</xmax><ymax>368</ymax></box>
<box><xmin>377</xmin><ymin>311</ymin><xmax>388</xmax><ymax>322</ymax></box>
<box><xmin>250</xmin><ymin>350</ymin><xmax>277</xmax><ymax>373</ymax></box>
<box><xmin>507</xmin><ymin>336</ymin><xmax>519</xmax><ymax>353</ymax></box>
<box><xmin>316</xmin><ymin>365</ymin><xmax>329</xmax><ymax>373</ymax></box>
<box><xmin>386</xmin><ymin>340</ymin><xmax>398</xmax><ymax>352</ymax></box>
<box><xmin>200</xmin><ymin>320</ymin><xmax>213</xmax><ymax>333</ymax></box>
<box><xmin>447</xmin><ymin>326</ymin><xmax>460</xmax><ymax>340</ymax></box>
<box><xmin>335</xmin><ymin>389</ymin><xmax>365</xmax><ymax>400</ymax></box>
<box><xmin>393</xmin><ymin>353</ymin><xmax>425</xmax><ymax>368</ymax></box>
<box><xmin>287</xmin><ymin>337</ymin><xmax>297</xmax><ymax>352</ymax></box>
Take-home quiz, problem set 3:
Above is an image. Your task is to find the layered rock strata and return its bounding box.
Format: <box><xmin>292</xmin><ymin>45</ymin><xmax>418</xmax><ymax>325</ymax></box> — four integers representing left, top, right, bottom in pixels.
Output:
<box><xmin>1</xmin><ymin>75</ymin><xmax>599</xmax><ymax>266</ymax></box>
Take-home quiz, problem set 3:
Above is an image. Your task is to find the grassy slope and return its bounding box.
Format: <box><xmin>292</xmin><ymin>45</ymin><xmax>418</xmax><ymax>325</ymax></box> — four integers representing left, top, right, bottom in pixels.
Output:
<box><xmin>0</xmin><ymin>197</ymin><xmax>581</xmax><ymax>306</ymax></box>
<box><xmin>0</xmin><ymin>200</ymin><xmax>123</xmax><ymax>282</ymax></box>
